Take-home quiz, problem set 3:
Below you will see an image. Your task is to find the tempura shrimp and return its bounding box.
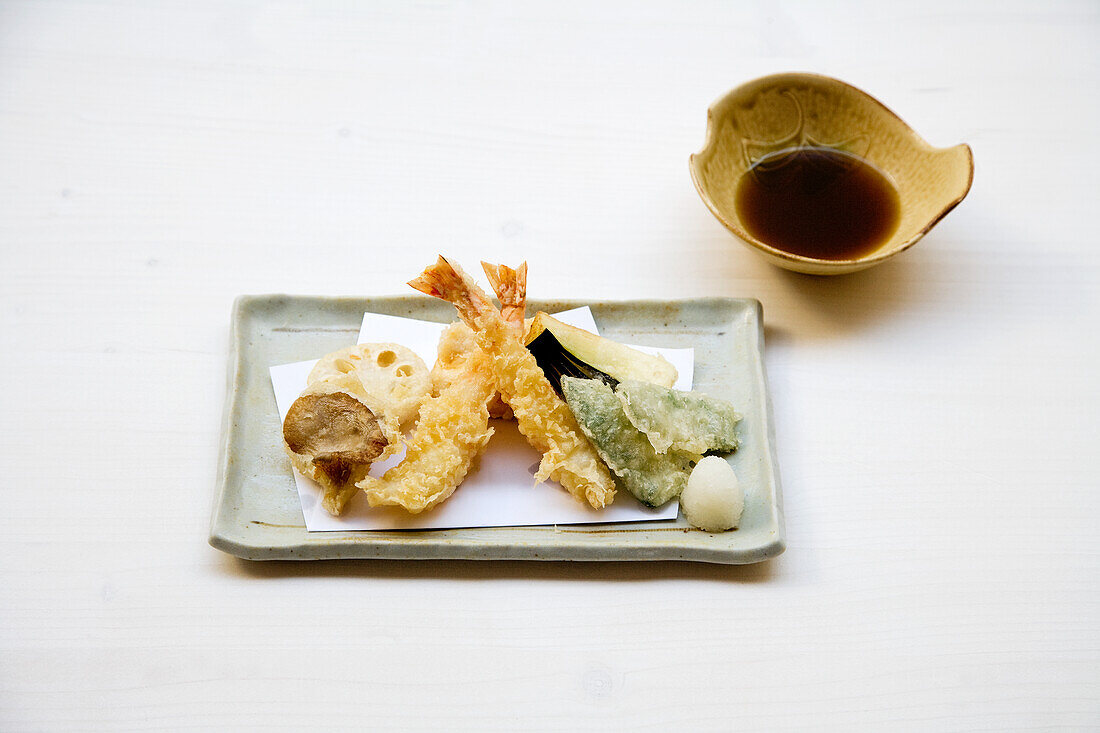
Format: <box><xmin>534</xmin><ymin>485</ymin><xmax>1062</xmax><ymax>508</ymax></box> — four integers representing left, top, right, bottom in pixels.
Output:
<box><xmin>356</xmin><ymin>322</ymin><xmax>497</xmax><ymax>514</ymax></box>
<box><xmin>359</xmin><ymin>262</ymin><xmax>530</xmax><ymax>512</ymax></box>
<box><xmin>409</xmin><ymin>257</ymin><xmax>616</xmax><ymax>509</ymax></box>
<box><xmin>431</xmin><ymin>262</ymin><xmax>529</xmax><ymax>418</ymax></box>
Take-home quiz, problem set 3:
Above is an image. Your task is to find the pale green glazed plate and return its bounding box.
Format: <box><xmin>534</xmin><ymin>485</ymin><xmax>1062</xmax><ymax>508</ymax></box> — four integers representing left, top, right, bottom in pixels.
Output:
<box><xmin>209</xmin><ymin>295</ymin><xmax>784</xmax><ymax>564</ymax></box>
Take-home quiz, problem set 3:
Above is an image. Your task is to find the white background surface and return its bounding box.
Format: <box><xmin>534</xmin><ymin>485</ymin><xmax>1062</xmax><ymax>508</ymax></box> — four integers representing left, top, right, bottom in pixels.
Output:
<box><xmin>1</xmin><ymin>1</ymin><xmax>1097</xmax><ymax>730</ymax></box>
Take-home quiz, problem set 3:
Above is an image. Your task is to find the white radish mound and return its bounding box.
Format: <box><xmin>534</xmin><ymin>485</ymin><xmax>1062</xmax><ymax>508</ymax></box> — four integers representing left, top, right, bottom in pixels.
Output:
<box><xmin>681</xmin><ymin>456</ymin><xmax>744</xmax><ymax>532</ymax></box>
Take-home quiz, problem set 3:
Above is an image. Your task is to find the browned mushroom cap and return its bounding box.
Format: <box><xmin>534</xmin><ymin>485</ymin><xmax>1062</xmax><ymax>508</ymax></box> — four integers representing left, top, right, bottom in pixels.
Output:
<box><xmin>283</xmin><ymin>391</ymin><xmax>389</xmax><ymax>485</ymax></box>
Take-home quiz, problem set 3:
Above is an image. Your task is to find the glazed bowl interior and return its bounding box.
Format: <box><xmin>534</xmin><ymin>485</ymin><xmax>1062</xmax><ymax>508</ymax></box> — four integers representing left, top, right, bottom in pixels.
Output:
<box><xmin>689</xmin><ymin>73</ymin><xmax>973</xmax><ymax>275</ymax></box>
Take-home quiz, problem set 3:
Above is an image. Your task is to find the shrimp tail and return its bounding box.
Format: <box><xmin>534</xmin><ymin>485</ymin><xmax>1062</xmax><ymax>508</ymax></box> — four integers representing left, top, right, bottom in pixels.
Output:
<box><xmin>481</xmin><ymin>260</ymin><xmax>528</xmax><ymax>330</ymax></box>
<box><xmin>408</xmin><ymin>256</ymin><xmax>495</xmax><ymax>327</ymax></box>
<box><xmin>482</xmin><ymin>261</ymin><xmax>528</xmax><ymax>336</ymax></box>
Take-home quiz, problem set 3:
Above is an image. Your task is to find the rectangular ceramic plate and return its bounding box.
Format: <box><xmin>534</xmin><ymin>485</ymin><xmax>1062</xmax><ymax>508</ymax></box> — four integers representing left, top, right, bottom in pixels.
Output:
<box><xmin>209</xmin><ymin>295</ymin><xmax>784</xmax><ymax>564</ymax></box>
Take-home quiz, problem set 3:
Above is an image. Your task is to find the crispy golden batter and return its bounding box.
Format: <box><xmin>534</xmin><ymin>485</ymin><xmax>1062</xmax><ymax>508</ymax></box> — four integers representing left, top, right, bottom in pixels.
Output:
<box><xmin>430</xmin><ymin>321</ymin><xmax>478</xmax><ymax>393</ymax></box>
<box><xmin>283</xmin><ymin>376</ymin><xmax>401</xmax><ymax>515</ymax></box>
<box><xmin>357</xmin><ymin>338</ymin><xmax>496</xmax><ymax>514</ymax></box>
<box><xmin>409</xmin><ymin>257</ymin><xmax>616</xmax><ymax>509</ymax></box>
<box><xmin>430</xmin><ymin>263</ymin><xmax>528</xmax><ymax>420</ymax></box>
<box><xmin>308</xmin><ymin>343</ymin><xmax>431</xmax><ymax>430</ymax></box>
<box><xmin>433</xmin><ymin>321</ymin><xmax>513</xmax><ymax>419</ymax></box>
<box><xmin>365</xmin><ymin>262</ymin><xmax>532</xmax><ymax>514</ymax></box>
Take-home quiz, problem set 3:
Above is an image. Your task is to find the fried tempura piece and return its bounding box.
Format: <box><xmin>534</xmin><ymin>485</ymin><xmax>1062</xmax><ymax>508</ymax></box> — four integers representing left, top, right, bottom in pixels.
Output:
<box><xmin>409</xmin><ymin>257</ymin><xmax>616</xmax><ymax>509</ymax></box>
<box><xmin>430</xmin><ymin>262</ymin><xmax>529</xmax><ymax>419</ymax></box>
<box><xmin>482</xmin><ymin>261</ymin><xmax>528</xmax><ymax>338</ymax></box>
<box><xmin>562</xmin><ymin>376</ymin><xmax>693</xmax><ymax>507</ymax></box>
<box><xmin>483</xmin><ymin>261</ymin><xmax>529</xmax><ymax>416</ymax></box>
<box><xmin>616</xmin><ymin>379</ymin><xmax>741</xmax><ymax>455</ymax></box>
<box><xmin>309</xmin><ymin>343</ymin><xmax>431</xmax><ymax>430</ymax></box>
<box><xmin>283</xmin><ymin>377</ymin><xmax>400</xmax><ymax>515</ymax></box>
<box><xmin>432</xmin><ymin>320</ymin><xmax>515</xmax><ymax>420</ymax></box>
<box><xmin>431</xmin><ymin>322</ymin><xmax>478</xmax><ymax>393</ymax></box>
<box><xmin>357</xmin><ymin>337</ymin><xmax>496</xmax><ymax>514</ymax></box>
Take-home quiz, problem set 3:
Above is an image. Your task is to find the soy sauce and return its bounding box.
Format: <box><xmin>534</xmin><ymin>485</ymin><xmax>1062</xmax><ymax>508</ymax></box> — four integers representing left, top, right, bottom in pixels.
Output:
<box><xmin>735</xmin><ymin>146</ymin><xmax>901</xmax><ymax>261</ymax></box>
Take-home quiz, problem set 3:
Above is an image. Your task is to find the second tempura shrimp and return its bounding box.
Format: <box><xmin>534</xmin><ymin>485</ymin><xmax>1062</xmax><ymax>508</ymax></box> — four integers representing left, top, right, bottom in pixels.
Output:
<box><xmin>409</xmin><ymin>256</ymin><xmax>616</xmax><ymax>509</ymax></box>
<box><xmin>432</xmin><ymin>261</ymin><xmax>529</xmax><ymax>419</ymax></box>
<box><xmin>356</xmin><ymin>323</ymin><xmax>497</xmax><ymax>514</ymax></box>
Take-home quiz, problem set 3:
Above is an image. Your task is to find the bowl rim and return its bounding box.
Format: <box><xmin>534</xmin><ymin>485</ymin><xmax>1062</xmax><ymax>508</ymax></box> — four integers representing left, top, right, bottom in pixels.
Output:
<box><xmin>688</xmin><ymin>71</ymin><xmax>974</xmax><ymax>269</ymax></box>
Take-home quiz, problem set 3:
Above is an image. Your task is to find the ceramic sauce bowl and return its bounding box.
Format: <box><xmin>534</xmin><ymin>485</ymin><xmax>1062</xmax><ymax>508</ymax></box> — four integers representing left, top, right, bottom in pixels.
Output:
<box><xmin>689</xmin><ymin>73</ymin><xmax>973</xmax><ymax>275</ymax></box>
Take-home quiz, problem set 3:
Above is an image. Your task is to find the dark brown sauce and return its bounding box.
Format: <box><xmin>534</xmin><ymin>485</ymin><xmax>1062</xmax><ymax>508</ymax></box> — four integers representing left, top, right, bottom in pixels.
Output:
<box><xmin>735</xmin><ymin>146</ymin><xmax>901</xmax><ymax>261</ymax></box>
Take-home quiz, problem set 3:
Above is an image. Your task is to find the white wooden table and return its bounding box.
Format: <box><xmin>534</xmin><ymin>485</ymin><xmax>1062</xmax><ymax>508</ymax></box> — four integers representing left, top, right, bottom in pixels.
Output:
<box><xmin>2</xmin><ymin>1</ymin><xmax>1097</xmax><ymax>729</ymax></box>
